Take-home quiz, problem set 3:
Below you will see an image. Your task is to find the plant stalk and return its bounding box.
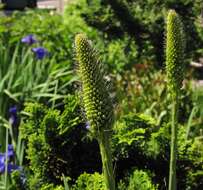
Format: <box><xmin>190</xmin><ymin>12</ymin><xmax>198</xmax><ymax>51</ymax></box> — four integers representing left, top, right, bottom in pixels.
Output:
<box><xmin>169</xmin><ymin>97</ymin><xmax>179</xmax><ymax>190</ymax></box>
<box><xmin>98</xmin><ymin>132</ymin><xmax>115</xmax><ymax>190</ymax></box>
<box><xmin>5</xmin><ymin>127</ymin><xmax>9</xmax><ymax>189</ymax></box>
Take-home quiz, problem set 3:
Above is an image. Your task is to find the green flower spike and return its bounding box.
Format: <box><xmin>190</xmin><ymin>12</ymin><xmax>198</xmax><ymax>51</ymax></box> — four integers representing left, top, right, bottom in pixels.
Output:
<box><xmin>166</xmin><ymin>9</ymin><xmax>185</xmax><ymax>99</ymax></box>
<box><xmin>166</xmin><ymin>10</ymin><xmax>185</xmax><ymax>190</ymax></box>
<box><xmin>75</xmin><ymin>34</ymin><xmax>114</xmax><ymax>137</ymax></box>
<box><xmin>75</xmin><ymin>34</ymin><xmax>115</xmax><ymax>190</ymax></box>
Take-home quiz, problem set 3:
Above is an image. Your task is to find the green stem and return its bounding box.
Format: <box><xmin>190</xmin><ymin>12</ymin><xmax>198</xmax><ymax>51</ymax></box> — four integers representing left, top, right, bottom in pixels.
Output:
<box><xmin>5</xmin><ymin>127</ymin><xmax>9</xmax><ymax>189</ymax></box>
<box><xmin>98</xmin><ymin>132</ymin><xmax>115</xmax><ymax>190</ymax></box>
<box><xmin>0</xmin><ymin>127</ymin><xmax>5</xmax><ymax>150</ymax></box>
<box><xmin>168</xmin><ymin>98</ymin><xmax>179</xmax><ymax>190</ymax></box>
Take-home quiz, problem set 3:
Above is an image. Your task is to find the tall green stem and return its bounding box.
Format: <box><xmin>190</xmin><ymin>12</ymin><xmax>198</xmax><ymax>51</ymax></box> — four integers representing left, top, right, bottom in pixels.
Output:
<box><xmin>5</xmin><ymin>127</ymin><xmax>9</xmax><ymax>189</ymax></box>
<box><xmin>169</xmin><ymin>98</ymin><xmax>178</xmax><ymax>190</ymax></box>
<box><xmin>99</xmin><ymin>132</ymin><xmax>115</xmax><ymax>190</ymax></box>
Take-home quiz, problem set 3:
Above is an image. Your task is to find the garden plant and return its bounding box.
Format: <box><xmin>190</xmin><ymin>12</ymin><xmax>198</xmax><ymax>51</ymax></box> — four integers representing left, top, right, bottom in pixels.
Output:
<box><xmin>0</xmin><ymin>0</ymin><xmax>202</xmax><ymax>190</ymax></box>
<box><xmin>165</xmin><ymin>10</ymin><xmax>185</xmax><ymax>190</ymax></box>
<box><xmin>75</xmin><ymin>34</ymin><xmax>115</xmax><ymax>190</ymax></box>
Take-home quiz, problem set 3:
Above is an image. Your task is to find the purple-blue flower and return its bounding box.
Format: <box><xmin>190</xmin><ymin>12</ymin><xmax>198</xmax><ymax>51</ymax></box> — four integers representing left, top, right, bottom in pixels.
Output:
<box><xmin>0</xmin><ymin>145</ymin><xmax>19</xmax><ymax>174</ymax></box>
<box><xmin>7</xmin><ymin>164</ymin><xmax>20</xmax><ymax>173</ymax></box>
<box><xmin>32</xmin><ymin>47</ymin><xmax>48</xmax><ymax>60</ymax></box>
<box><xmin>21</xmin><ymin>34</ymin><xmax>37</xmax><ymax>45</ymax></box>
<box><xmin>9</xmin><ymin>106</ymin><xmax>18</xmax><ymax>126</ymax></box>
<box><xmin>0</xmin><ymin>162</ymin><xmax>20</xmax><ymax>174</ymax></box>
<box><xmin>7</xmin><ymin>144</ymin><xmax>14</xmax><ymax>158</ymax></box>
<box><xmin>85</xmin><ymin>122</ymin><xmax>90</xmax><ymax>130</ymax></box>
<box><xmin>0</xmin><ymin>154</ymin><xmax>5</xmax><ymax>173</ymax></box>
<box><xmin>9</xmin><ymin>106</ymin><xmax>17</xmax><ymax>115</ymax></box>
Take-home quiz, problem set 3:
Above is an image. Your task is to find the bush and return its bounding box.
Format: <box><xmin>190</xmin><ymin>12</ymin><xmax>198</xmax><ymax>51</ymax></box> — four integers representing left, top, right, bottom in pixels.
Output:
<box><xmin>0</xmin><ymin>10</ymin><xmax>72</xmax><ymax>64</ymax></box>
<box><xmin>118</xmin><ymin>169</ymin><xmax>158</xmax><ymax>190</ymax></box>
<box><xmin>112</xmin><ymin>112</ymin><xmax>203</xmax><ymax>189</ymax></box>
<box><xmin>20</xmin><ymin>95</ymin><xmax>102</xmax><ymax>188</ymax></box>
<box><xmin>72</xmin><ymin>172</ymin><xmax>105</xmax><ymax>190</ymax></box>
<box><xmin>67</xmin><ymin>0</ymin><xmax>203</xmax><ymax>66</ymax></box>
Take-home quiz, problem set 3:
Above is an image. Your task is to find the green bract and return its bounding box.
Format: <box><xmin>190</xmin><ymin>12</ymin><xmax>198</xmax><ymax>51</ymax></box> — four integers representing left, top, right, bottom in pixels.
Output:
<box><xmin>75</xmin><ymin>34</ymin><xmax>114</xmax><ymax>137</ymax></box>
<box><xmin>166</xmin><ymin>10</ymin><xmax>185</xmax><ymax>98</ymax></box>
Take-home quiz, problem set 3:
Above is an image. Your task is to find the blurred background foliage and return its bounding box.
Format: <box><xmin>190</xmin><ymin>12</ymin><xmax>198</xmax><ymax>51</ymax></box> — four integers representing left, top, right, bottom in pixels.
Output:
<box><xmin>0</xmin><ymin>0</ymin><xmax>202</xmax><ymax>189</ymax></box>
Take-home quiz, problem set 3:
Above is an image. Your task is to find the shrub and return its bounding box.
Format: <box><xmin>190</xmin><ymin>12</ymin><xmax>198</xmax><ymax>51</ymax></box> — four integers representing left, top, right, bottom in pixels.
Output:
<box><xmin>67</xmin><ymin>0</ymin><xmax>203</xmax><ymax>66</ymax></box>
<box><xmin>118</xmin><ymin>169</ymin><xmax>158</xmax><ymax>190</ymax></box>
<box><xmin>72</xmin><ymin>172</ymin><xmax>105</xmax><ymax>190</ymax></box>
<box><xmin>113</xmin><ymin>111</ymin><xmax>203</xmax><ymax>189</ymax></box>
<box><xmin>20</xmin><ymin>95</ymin><xmax>101</xmax><ymax>188</ymax></box>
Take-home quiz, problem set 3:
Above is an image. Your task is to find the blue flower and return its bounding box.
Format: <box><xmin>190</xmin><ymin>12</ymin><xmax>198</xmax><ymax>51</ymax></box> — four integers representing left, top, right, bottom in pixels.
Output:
<box><xmin>0</xmin><ymin>145</ymin><xmax>20</xmax><ymax>174</ymax></box>
<box><xmin>9</xmin><ymin>106</ymin><xmax>18</xmax><ymax>126</ymax></box>
<box><xmin>85</xmin><ymin>122</ymin><xmax>90</xmax><ymax>130</ymax></box>
<box><xmin>21</xmin><ymin>34</ymin><xmax>37</xmax><ymax>45</ymax></box>
<box><xmin>32</xmin><ymin>47</ymin><xmax>48</xmax><ymax>60</ymax></box>
<box><xmin>7</xmin><ymin>144</ymin><xmax>14</xmax><ymax>158</ymax></box>
<box><xmin>7</xmin><ymin>164</ymin><xmax>20</xmax><ymax>174</ymax></box>
<box><xmin>9</xmin><ymin>106</ymin><xmax>17</xmax><ymax>115</ymax></box>
<box><xmin>0</xmin><ymin>162</ymin><xmax>20</xmax><ymax>174</ymax></box>
<box><xmin>0</xmin><ymin>154</ymin><xmax>5</xmax><ymax>173</ymax></box>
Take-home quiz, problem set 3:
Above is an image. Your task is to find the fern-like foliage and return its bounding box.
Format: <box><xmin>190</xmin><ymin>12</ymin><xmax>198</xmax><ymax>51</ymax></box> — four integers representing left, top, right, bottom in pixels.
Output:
<box><xmin>72</xmin><ymin>172</ymin><xmax>105</xmax><ymax>190</ymax></box>
<box><xmin>20</xmin><ymin>95</ymin><xmax>101</xmax><ymax>189</ymax></box>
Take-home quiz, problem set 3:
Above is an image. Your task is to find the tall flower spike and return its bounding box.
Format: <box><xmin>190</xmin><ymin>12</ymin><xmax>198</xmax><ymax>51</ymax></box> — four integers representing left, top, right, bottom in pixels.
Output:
<box><xmin>75</xmin><ymin>34</ymin><xmax>115</xmax><ymax>190</ymax></box>
<box><xmin>166</xmin><ymin>10</ymin><xmax>185</xmax><ymax>190</ymax></box>
<box><xmin>75</xmin><ymin>34</ymin><xmax>114</xmax><ymax>137</ymax></box>
<box><xmin>166</xmin><ymin>10</ymin><xmax>185</xmax><ymax>98</ymax></box>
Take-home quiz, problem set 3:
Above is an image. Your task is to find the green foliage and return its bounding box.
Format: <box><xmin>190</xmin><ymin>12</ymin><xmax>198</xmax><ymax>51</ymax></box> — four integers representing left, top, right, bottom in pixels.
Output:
<box><xmin>0</xmin><ymin>44</ymin><xmax>60</xmax><ymax>152</ymax></box>
<box><xmin>63</xmin><ymin>0</ymin><xmax>99</xmax><ymax>40</ymax></box>
<box><xmin>103</xmin><ymin>36</ymin><xmax>138</xmax><ymax>73</ymax></box>
<box><xmin>72</xmin><ymin>172</ymin><xmax>105</xmax><ymax>190</ymax></box>
<box><xmin>0</xmin><ymin>31</ymin><xmax>76</xmax><ymax>151</ymax></box>
<box><xmin>127</xmin><ymin>170</ymin><xmax>157</xmax><ymax>190</ymax></box>
<box><xmin>9</xmin><ymin>170</ymin><xmax>27</xmax><ymax>190</ymax></box>
<box><xmin>0</xmin><ymin>10</ymin><xmax>69</xmax><ymax>64</ymax></box>
<box><xmin>70</xmin><ymin>0</ymin><xmax>203</xmax><ymax>66</ymax></box>
<box><xmin>0</xmin><ymin>43</ymin><xmax>63</xmax><ymax>106</ymax></box>
<box><xmin>177</xmin><ymin>127</ymin><xmax>203</xmax><ymax>190</ymax></box>
<box><xmin>115</xmin><ymin>67</ymin><xmax>194</xmax><ymax>131</ymax></box>
<box><xmin>40</xmin><ymin>184</ymin><xmax>64</xmax><ymax>190</ymax></box>
<box><xmin>118</xmin><ymin>169</ymin><xmax>158</xmax><ymax>190</ymax></box>
<box><xmin>20</xmin><ymin>95</ymin><xmax>101</xmax><ymax>188</ymax></box>
<box><xmin>113</xmin><ymin>113</ymin><xmax>163</xmax><ymax>166</ymax></box>
<box><xmin>186</xmin><ymin>169</ymin><xmax>203</xmax><ymax>190</ymax></box>
<box><xmin>145</xmin><ymin>123</ymin><xmax>170</xmax><ymax>158</ymax></box>
<box><xmin>64</xmin><ymin>1</ymin><xmax>139</xmax><ymax>73</ymax></box>
<box><xmin>0</xmin><ymin>12</ymin><xmax>79</xmax><ymax>181</ymax></box>
<box><xmin>113</xmin><ymin>113</ymin><xmax>157</xmax><ymax>148</ymax></box>
<box><xmin>191</xmin><ymin>86</ymin><xmax>203</xmax><ymax>129</ymax></box>
<box><xmin>112</xmin><ymin>111</ymin><xmax>203</xmax><ymax>189</ymax></box>
<box><xmin>0</xmin><ymin>3</ymin><xmax>202</xmax><ymax>189</ymax></box>
<box><xmin>115</xmin><ymin>68</ymin><xmax>169</xmax><ymax>119</ymax></box>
